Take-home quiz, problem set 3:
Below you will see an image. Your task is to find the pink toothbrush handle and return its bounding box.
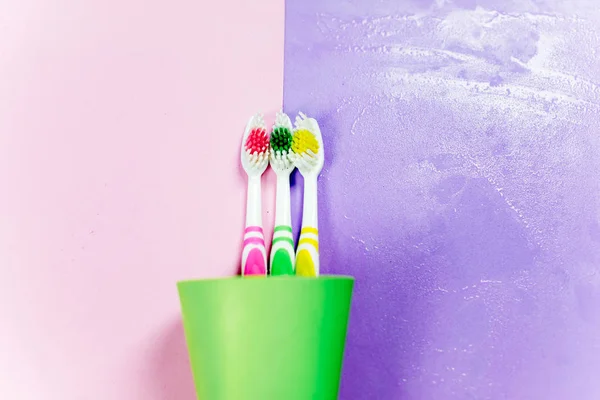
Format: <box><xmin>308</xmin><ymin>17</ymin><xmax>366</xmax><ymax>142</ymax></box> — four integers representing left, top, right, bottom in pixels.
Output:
<box><xmin>241</xmin><ymin>226</ymin><xmax>267</xmax><ymax>276</ymax></box>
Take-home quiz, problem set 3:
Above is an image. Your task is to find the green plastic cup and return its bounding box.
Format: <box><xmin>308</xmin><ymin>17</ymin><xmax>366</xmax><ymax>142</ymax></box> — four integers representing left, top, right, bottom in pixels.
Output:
<box><xmin>177</xmin><ymin>275</ymin><xmax>354</xmax><ymax>400</ymax></box>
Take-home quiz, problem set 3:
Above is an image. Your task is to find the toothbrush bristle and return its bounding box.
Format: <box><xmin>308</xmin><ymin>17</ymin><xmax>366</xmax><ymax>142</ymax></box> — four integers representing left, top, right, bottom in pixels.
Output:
<box><xmin>270</xmin><ymin>126</ymin><xmax>293</xmax><ymax>154</ymax></box>
<box><xmin>245</xmin><ymin>128</ymin><xmax>269</xmax><ymax>154</ymax></box>
<box><xmin>292</xmin><ymin>129</ymin><xmax>319</xmax><ymax>156</ymax></box>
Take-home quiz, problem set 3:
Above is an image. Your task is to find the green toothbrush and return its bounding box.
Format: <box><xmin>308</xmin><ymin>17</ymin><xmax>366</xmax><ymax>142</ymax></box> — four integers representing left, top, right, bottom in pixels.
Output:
<box><xmin>269</xmin><ymin>112</ymin><xmax>296</xmax><ymax>275</ymax></box>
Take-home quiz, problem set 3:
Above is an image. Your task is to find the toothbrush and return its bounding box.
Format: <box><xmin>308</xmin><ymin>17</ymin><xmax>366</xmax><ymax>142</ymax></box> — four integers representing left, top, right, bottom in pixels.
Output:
<box><xmin>292</xmin><ymin>113</ymin><xmax>324</xmax><ymax>277</ymax></box>
<box><xmin>240</xmin><ymin>114</ymin><xmax>270</xmax><ymax>276</ymax></box>
<box><xmin>269</xmin><ymin>112</ymin><xmax>296</xmax><ymax>276</ymax></box>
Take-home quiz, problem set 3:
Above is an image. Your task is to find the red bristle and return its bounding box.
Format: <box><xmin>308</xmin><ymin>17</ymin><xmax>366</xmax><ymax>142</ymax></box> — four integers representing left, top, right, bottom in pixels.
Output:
<box><xmin>245</xmin><ymin>128</ymin><xmax>269</xmax><ymax>153</ymax></box>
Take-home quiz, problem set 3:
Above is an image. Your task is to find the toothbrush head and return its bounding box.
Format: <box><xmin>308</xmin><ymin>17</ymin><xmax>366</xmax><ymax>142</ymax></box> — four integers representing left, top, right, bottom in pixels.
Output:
<box><xmin>271</xmin><ymin>126</ymin><xmax>293</xmax><ymax>154</ymax></box>
<box><xmin>292</xmin><ymin>129</ymin><xmax>319</xmax><ymax>155</ymax></box>
<box><xmin>245</xmin><ymin>128</ymin><xmax>269</xmax><ymax>155</ymax></box>
<box><xmin>241</xmin><ymin>114</ymin><xmax>270</xmax><ymax>176</ymax></box>
<box><xmin>269</xmin><ymin>112</ymin><xmax>295</xmax><ymax>173</ymax></box>
<box><xmin>292</xmin><ymin>112</ymin><xmax>324</xmax><ymax>176</ymax></box>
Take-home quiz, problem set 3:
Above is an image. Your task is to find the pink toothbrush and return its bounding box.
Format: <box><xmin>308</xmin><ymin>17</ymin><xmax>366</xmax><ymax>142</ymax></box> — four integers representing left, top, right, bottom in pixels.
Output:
<box><xmin>240</xmin><ymin>114</ymin><xmax>270</xmax><ymax>276</ymax></box>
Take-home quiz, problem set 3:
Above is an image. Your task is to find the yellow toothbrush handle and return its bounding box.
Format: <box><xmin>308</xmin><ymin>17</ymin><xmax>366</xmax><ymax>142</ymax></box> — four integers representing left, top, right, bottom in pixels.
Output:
<box><xmin>295</xmin><ymin>227</ymin><xmax>319</xmax><ymax>277</ymax></box>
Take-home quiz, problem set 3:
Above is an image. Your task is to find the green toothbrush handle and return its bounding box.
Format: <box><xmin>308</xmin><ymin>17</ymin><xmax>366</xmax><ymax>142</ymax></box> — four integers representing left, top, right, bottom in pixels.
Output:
<box><xmin>269</xmin><ymin>226</ymin><xmax>295</xmax><ymax>275</ymax></box>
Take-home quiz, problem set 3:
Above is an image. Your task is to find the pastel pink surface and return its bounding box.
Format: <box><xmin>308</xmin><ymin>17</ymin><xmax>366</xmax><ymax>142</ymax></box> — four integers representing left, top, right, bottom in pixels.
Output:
<box><xmin>0</xmin><ymin>0</ymin><xmax>282</xmax><ymax>398</ymax></box>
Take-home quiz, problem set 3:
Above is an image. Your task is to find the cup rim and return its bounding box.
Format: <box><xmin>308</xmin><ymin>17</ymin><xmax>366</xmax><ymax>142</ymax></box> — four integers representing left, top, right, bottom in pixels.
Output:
<box><xmin>177</xmin><ymin>274</ymin><xmax>354</xmax><ymax>286</ymax></box>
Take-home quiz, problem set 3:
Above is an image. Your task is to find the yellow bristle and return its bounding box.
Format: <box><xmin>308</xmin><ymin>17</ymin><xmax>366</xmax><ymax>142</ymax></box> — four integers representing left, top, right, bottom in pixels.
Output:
<box><xmin>292</xmin><ymin>129</ymin><xmax>320</xmax><ymax>155</ymax></box>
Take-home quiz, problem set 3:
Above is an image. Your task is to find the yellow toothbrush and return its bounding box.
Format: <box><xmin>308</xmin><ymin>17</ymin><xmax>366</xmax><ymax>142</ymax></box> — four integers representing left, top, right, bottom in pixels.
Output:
<box><xmin>291</xmin><ymin>112</ymin><xmax>324</xmax><ymax>277</ymax></box>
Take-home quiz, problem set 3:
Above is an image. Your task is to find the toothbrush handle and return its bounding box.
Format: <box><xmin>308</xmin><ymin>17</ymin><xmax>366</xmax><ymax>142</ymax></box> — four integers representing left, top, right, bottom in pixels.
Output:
<box><xmin>242</xmin><ymin>176</ymin><xmax>266</xmax><ymax>276</ymax></box>
<box><xmin>296</xmin><ymin>177</ymin><xmax>319</xmax><ymax>277</ymax></box>
<box><xmin>242</xmin><ymin>226</ymin><xmax>267</xmax><ymax>276</ymax></box>
<box><xmin>270</xmin><ymin>174</ymin><xmax>294</xmax><ymax>275</ymax></box>
<box><xmin>270</xmin><ymin>226</ymin><xmax>295</xmax><ymax>275</ymax></box>
<box><xmin>296</xmin><ymin>227</ymin><xmax>319</xmax><ymax>277</ymax></box>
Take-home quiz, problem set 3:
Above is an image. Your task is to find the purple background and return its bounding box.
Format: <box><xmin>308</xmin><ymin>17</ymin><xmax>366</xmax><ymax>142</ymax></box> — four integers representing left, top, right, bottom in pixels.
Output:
<box><xmin>284</xmin><ymin>1</ymin><xmax>600</xmax><ymax>399</ymax></box>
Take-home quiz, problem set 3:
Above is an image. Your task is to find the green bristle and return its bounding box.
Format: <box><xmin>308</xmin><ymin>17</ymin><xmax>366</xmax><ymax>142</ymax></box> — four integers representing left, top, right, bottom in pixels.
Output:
<box><xmin>270</xmin><ymin>126</ymin><xmax>293</xmax><ymax>154</ymax></box>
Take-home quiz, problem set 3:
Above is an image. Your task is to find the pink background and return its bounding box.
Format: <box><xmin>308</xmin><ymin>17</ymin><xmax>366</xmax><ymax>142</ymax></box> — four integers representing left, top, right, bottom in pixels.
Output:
<box><xmin>0</xmin><ymin>0</ymin><xmax>283</xmax><ymax>398</ymax></box>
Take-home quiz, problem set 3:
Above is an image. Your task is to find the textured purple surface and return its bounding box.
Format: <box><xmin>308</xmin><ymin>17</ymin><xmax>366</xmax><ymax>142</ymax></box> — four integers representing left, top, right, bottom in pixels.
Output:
<box><xmin>284</xmin><ymin>1</ymin><xmax>600</xmax><ymax>399</ymax></box>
